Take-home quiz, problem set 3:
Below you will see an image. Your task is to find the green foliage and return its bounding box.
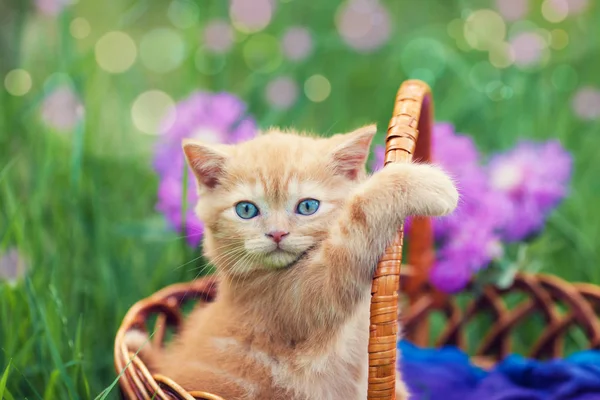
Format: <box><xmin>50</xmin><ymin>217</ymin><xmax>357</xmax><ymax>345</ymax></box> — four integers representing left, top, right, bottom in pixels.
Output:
<box><xmin>1</xmin><ymin>0</ymin><xmax>599</xmax><ymax>398</ymax></box>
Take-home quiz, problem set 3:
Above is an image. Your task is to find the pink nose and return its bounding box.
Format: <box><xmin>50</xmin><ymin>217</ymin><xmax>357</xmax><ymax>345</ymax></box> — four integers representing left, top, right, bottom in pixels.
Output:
<box><xmin>266</xmin><ymin>231</ymin><xmax>289</xmax><ymax>244</ymax></box>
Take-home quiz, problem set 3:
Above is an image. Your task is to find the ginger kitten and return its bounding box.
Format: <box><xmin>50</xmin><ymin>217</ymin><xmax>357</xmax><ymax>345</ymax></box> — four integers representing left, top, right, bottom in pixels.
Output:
<box><xmin>126</xmin><ymin>125</ymin><xmax>458</xmax><ymax>399</ymax></box>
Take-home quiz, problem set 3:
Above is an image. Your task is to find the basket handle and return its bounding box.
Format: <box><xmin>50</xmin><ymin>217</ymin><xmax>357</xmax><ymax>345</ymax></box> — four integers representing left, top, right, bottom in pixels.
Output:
<box><xmin>368</xmin><ymin>80</ymin><xmax>434</xmax><ymax>400</ymax></box>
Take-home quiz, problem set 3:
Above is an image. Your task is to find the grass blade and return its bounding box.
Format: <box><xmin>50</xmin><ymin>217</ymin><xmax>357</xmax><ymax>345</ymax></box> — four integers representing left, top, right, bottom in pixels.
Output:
<box><xmin>0</xmin><ymin>361</ymin><xmax>13</xmax><ymax>400</ymax></box>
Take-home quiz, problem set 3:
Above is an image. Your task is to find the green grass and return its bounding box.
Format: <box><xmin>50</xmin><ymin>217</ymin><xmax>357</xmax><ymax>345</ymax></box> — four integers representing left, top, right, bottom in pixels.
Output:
<box><xmin>1</xmin><ymin>0</ymin><xmax>600</xmax><ymax>398</ymax></box>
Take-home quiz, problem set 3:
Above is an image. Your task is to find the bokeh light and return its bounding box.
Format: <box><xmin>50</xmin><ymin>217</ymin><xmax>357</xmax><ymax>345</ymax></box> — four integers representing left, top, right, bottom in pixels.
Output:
<box><xmin>95</xmin><ymin>31</ymin><xmax>137</xmax><ymax>73</ymax></box>
<box><xmin>229</xmin><ymin>0</ymin><xmax>273</xmax><ymax>34</ymax></box>
<box><xmin>551</xmin><ymin>64</ymin><xmax>578</xmax><ymax>91</ymax></box>
<box><xmin>409</xmin><ymin>69</ymin><xmax>436</xmax><ymax>85</ymax></box>
<box><xmin>400</xmin><ymin>38</ymin><xmax>447</xmax><ymax>85</ymax></box>
<box><xmin>508</xmin><ymin>20</ymin><xmax>538</xmax><ymax>37</ymax></box>
<box><xmin>195</xmin><ymin>48</ymin><xmax>226</xmax><ymax>75</ymax></box>
<box><xmin>488</xmin><ymin>42</ymin><xmax>515</xmax><ymax>68</ymax></box>
<box><xmin>281</xmin><ymin>26</ymin><xmax>313</xmax><ymax>62</ymax></box>
<box><xmin>495</xmin><ymin>0</ymin><xmax>529</xmax><ymax>21</ymax></box>
<box><xmin>0</xmin><ymin>248</ymin><xmax>27</xmax><ymax>286</ymax></box>
<box><xmin>536</xmin><ymin>28</ymin><xmax>552</xmax><ymax>44</ymax></box>
<box><xmin>486</xmin><ymin>81</ymin><xmax>511</xmax><ymax>101</ymax></box>
<box><xmin>567</xmin><ymin>0</ymin><xmax>589</xmax><ymax>14</ymax></box>
<box><xmin>265</xmin><ymin>76</ymin><xmax>299</xmax><ymax>109</ymax></box>
<box><xmin>70</xmin><ymin>17</ymin><xmax>91</xmax><ymax>39</ymax></box>
<box><xmin>131</xmin><ymin>90</ymin><xmax>176</xmax><ymax>134</ymax></box>
<box><xmin>510</xmin><ymin>31</ymin><xmax>548</xmax><ymax>67</ymax></box>
<box><xmin>542</xmin><ymin>0</ymin><xmax>568</xmax><ymax>23</ymax></box>
<box><xmin>41</xmin><ymin>85</ymin><xmax>84</xmax><ymax>131</ymax></box>
<box><xmin>140</xmin><ymin>28</ymin><xmax>186</xmax><ymax>74</ymax></box>
<box><xmin>463</xmin><ymin>9</ymin><xmax>506</xmax><ymax>51</ymax></box>
<box><xmin>469</xmin><ymin>61</ymin><xmax>501</xmax><ymax>92</ymax></box>
<box><xmin>572</xmin><ymin>87</ymin><xmax>600</xmax><ymax>120</ymax></box>
<box><xmin>4</xmin><ymin>69</ymin><xmax>32</xmax><ymax>96</ymax></box>
<box><xmin>500</xmin><ymin>85</ymin><xmax>514</xmax><ymax>99</ymax></box>
<box><xmin>304</xmin><ymin>74</ymin><xmax>331</xmax><ymax>102</ymax></box>
<box><xmin>550</xmin><ymin>29</ymin><xmax>569</xmax><ymax>49</ymax></box>
<box><xmin>447</xmin><ymin>19</ymin><xmax>463</xmax><ymax>39</ymax></box>
<box><xmin>35</xmin><ymin>0</ymin><xmax>71</xmax><ymax>16</ymax></box>
<box><xmin>566</xmin><ymin>0</ymin><xmax>589</xmax><ymax>14</ymax></box>
<box><xmin>167</xmin><ymin>0</ymin><xmax>200</xmax><ymax>29</ymax></box>
<box><xmin>336</xmin><ymin>0</ymin><xmax>391</xmax><ymax>53</ymax></box>
<box><xmin>243</xmin><ymin>34</ymin><xmax>282</xmax><ymax>73</ymax></box>
<box><xmin>204</xmin><ymin>20</ymin><xmax>234</xmax><ymax>53</ymax></box>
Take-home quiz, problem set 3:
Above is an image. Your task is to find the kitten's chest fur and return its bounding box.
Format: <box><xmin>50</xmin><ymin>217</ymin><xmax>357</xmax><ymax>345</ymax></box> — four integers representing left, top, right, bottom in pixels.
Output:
<box><xmin>164</xmin><ymin>296</ymin><xmax>371</xmax><ymax>400</ymax></box>
<box><xmin>266</xmin><ymin>299</ymin><xmax>371</xmax><ymax>400</ymax></box>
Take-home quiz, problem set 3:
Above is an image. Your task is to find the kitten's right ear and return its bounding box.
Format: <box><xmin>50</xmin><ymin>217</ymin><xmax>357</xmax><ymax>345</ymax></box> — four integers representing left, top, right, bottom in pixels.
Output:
<box><xmin>328</xmin><ymin>124</ymin><xmax>377</xmax><ymax>179</ymax></box>
<box><xmin>182</xmin><ymin>140</ymin><xmax>228</xmax><ymax>189</ymax></box>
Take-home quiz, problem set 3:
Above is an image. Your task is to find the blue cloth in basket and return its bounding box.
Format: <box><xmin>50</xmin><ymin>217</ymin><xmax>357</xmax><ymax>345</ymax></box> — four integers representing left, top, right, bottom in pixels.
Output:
<box><xmin>398</xmin><ymin>340</ymin><xmax>600</xmax><ymax>400</ymax></box>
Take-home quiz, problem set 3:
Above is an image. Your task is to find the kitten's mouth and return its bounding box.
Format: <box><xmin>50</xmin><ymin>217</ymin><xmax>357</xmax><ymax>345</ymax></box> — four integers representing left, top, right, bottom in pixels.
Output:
<box><xmin>267</xmin><ymin>245</ymin><xmax>316</xmax><ymax>269</ymax></box>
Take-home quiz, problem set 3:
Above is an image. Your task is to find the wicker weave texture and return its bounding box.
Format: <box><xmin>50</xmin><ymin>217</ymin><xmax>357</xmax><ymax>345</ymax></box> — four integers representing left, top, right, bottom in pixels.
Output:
<box><xmin>114</xmin><ymin>272</ymin><xmax>600</xmax><ymax>398</ymax></box>
<box><xmin>400</xmin><ymin>270</ymin><xmax>600</xmax><ymax>366</ymax></box>
<box><xmin>114</xmin><ymin>279</ymin><xmax>223</xmax><ymax>400</ymax></box>
<box><xmin>367</xmin><ymin>80</ymin><xmax>433</xmax><ymax>399</ymax></box>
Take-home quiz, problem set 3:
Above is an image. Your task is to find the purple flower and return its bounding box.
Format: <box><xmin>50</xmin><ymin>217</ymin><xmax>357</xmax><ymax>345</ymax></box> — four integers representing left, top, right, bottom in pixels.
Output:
<box><xmin>432</xmin><ymin>123</ymin><xmax>480</xmax><ymax>171</ymax></box>
<box><xmin>371</xmin><ymin>125</ymin><xmax>504</xmax><ymax>292</ymax></box>
<box><xmin>431</xmin><ymin>217</ymin><xmax>504</xmax><ymax>293</ymax></box>
<box><xmin>371</xmin><ymin>145</ymin><xmax>385</xmax><ymax>171</ymax></box>
<box><xmin>488</xmin><ymin>140</ymin><xmax>572</xmax><ymax>241</ymax></box>
<box><xmin>429</xmin><ymin>258</ymin><xmax>472</xmax><ymax>294</ymax></box>
<box><xmin>368</xmin><ymin>124</ymin><xmax>572</xmax><ymax>293</ymax></box>
<box><xmin>429</xmin><ymin>124</ymin><xmax>511</xmax><ymax>292</ymax></box>
<box><xmin>153</xmin><ymin>91</ymin><xmax>257</xmax><ymax>246</ymax></box>
<box><xmin>431</xmin><ymin>123</ymin><xmax>506</xmax><ymax>239</ymax></box>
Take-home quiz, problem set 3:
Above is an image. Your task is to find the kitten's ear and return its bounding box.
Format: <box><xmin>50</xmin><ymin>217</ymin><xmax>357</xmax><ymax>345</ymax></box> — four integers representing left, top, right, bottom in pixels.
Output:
<box><xmin>328</xmin><ymin>124</ymin><xmax>377</xmax><ymax>179</ymax></box>
<box><xmin>182</xmin><ymin>140</ymin><xmax>228</xmax><ymax>189</ymax></box>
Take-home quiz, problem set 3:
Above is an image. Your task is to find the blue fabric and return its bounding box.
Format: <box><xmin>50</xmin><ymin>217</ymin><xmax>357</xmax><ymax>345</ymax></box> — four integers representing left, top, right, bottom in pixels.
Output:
<box><xmin>398</xmin><ymin>340</ymin><xmax>600</xmax><ymax>400</ymax></box>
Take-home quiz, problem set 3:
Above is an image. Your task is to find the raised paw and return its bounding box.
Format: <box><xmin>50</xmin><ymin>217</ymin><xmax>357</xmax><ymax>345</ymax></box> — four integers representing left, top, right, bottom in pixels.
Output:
<box><xmin>388</xmin><ymin>162</ymin><xmax>459</xmax><ymax>217</ymax></box>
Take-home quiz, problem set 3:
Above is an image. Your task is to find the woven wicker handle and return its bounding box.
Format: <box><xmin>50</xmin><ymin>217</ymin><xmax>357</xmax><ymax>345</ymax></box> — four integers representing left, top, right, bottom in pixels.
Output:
<box><xmin>367</xmin><ymin>80</ymin><xmax>434</xmax><ymax>400</ymax></box>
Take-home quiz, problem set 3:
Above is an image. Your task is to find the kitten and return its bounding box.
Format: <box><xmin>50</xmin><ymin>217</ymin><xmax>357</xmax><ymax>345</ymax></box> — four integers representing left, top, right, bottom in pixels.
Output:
<box><xmin>126</xmin><ymin>125</ymin><xmax>458</xmax><ymax>399</ymax></box>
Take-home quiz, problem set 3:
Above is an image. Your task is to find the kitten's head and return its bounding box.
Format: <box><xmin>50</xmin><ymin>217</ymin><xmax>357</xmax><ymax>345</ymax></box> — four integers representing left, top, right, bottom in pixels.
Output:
<box><xmin>182</xmin><ymin>125</ymin><xmax>376</xmax><ymax>276</ymax></box>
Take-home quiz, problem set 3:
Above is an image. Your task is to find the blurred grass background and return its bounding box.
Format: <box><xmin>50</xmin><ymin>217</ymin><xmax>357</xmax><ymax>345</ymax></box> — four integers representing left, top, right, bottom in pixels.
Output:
<box><xmin>1</xmin><ymin>0</ymin><xmax>600</xmax><ymax>398</ymax></box>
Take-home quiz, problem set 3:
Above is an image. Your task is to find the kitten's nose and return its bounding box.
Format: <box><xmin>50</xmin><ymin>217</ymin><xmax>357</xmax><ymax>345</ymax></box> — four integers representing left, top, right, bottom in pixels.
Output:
<box><xmin>266</xmin><ymin>231</ymin><xmax>289</xmax><ymax>244</ymax></box>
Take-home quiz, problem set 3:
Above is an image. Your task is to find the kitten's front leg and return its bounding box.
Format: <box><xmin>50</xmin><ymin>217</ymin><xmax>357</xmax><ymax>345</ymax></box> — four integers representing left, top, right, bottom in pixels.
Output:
<box><xmin>289</xmin><ymin>163</ymin><xmax>458</xmax><ymax>332</ymax></box>
<box><xmin>325</xmin><ymin>162</ymin><xmax>458</xmax><ymax>280</ymax></box>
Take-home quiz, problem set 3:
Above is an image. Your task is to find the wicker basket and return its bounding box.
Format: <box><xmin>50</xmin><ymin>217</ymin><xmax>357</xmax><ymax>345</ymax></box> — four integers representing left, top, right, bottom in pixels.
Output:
<box><xmin>114</xmin><ymin>80</ymin><xmax>600</xmax><ymax>399</ymax></box>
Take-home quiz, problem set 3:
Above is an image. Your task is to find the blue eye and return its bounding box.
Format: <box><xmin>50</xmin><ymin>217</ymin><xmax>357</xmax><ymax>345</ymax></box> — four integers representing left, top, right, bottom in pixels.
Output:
<box><xmin>296</xmin><ymin>199</ymin><xmax>320</xmax><ymax>216</ymax></box>
<box><xmin>235</xmin><ymin>201</ymin><xmax>259</xmax><ymax>219</ymax></box>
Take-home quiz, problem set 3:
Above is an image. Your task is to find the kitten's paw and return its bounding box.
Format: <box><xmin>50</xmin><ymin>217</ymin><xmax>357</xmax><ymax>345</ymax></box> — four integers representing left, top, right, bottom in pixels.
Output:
<box><xmin>123</xmin><ymin>330</ymin><xmax>160</xmax><ymax>368</ymax></box>
<box><xmin>395</xmin><ymin>375</ymin><xmax>410</xmax><ymax>400</ymax></box>
<box><xmin>397</xmin><ymin>163</ymin><xmax>459</xmax><ymax>217</ymax></box>
<box><xmin>124</xmin><ymin>330</ymin><xmax>151</xmax><ymax>353</ymax></box>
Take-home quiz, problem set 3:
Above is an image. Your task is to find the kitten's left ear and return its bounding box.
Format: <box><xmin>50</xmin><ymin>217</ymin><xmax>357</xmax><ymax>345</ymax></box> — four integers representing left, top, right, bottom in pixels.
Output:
<box><xmin>328</xmin><ymin>124</ymin><xmax>377</xmax><ymax>179</ymax></box>
<box><xmin>182</xmin><ymin>140</ymin><xmax>229</xmax><ymax>190</ymax></box>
